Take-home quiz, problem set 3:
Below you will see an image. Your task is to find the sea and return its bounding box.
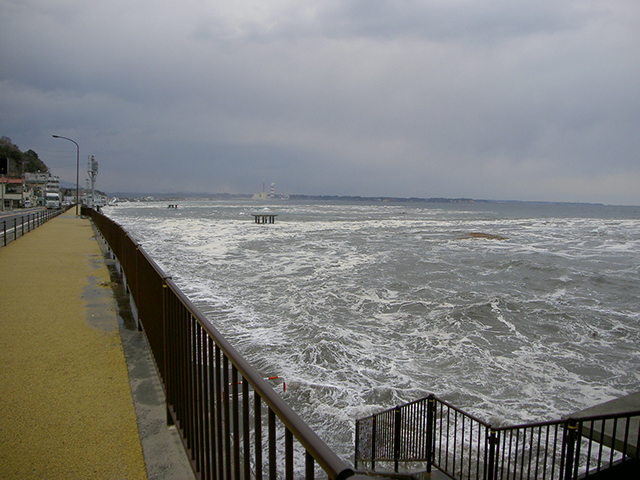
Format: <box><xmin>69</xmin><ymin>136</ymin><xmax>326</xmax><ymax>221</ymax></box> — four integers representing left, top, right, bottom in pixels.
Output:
<box><xmin>102</xmin><ymin>199</ymin><xmax>640</xmax><ymax>463</ymax></box>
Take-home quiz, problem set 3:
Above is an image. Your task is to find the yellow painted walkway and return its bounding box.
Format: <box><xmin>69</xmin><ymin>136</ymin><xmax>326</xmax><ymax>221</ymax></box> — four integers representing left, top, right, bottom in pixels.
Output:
<box><xmin>0</xmin><ymin>212</ymin><xmax>147</xmax><ymax>479</ymax></box>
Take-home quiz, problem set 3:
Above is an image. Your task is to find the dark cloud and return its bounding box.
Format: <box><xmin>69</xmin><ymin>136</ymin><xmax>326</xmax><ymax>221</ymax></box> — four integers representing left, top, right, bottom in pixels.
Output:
<box><xmin>1</xmin><ymin>0</ymin><xmax>639</xmax><ymax>204</ymax></box>
<box><xmin>232</xmin><ymin>0</ymin><xmax>600</xmax><ymax>42</ymax></box>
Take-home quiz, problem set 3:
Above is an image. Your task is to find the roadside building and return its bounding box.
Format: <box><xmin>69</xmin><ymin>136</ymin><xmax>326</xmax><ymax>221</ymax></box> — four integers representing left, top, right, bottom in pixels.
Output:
<box><xmin>24</xmin><ymin>173</ymin><xmax>48</xmax><ymax>206</ymax></box>
<box><xmin>46</xmin><ymin>175</ymin><xmax>60</xmax><ymax>193</ymax></box>
<box><xmin>1</xmin><ymin>177</ymin><xmax>28</xmax><ymax>209</ymax></box>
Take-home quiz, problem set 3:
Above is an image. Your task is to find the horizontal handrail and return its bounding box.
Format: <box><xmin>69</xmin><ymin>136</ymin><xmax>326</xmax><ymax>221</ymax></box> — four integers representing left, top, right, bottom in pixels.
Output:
<box><xmin>84</xmin><ymin>207</ymin><xmax>354</xmax><ymax>480</ymax></box>
<box><xmin>166</xmin><ymin>277</ymin><xmax>352</xmax><ymax>477</ymax></box>
<box><xmin>571</xmin><ymin>409</ymin><xmax>640</xmax><ymax>423</ymax></box>
<box><xmin>359</xmin><ymin>395</ymin><xmax>491</xmax><ymax>428</ymax></box>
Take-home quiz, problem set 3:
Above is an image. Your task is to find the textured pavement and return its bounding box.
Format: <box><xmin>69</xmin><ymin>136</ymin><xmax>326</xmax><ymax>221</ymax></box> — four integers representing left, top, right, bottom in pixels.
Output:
<box><xmin>0</xmin><ymin>212</ymin><xmax>147</xmax><ymax>479</ymax></box>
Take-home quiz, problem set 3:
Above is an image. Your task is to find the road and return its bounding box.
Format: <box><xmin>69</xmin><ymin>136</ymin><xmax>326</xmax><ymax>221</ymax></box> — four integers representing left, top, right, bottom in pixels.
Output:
<box><xmin>0</xmin><ymin>207</ymin><xmax>56</xmax><ymax>246</ymax></box>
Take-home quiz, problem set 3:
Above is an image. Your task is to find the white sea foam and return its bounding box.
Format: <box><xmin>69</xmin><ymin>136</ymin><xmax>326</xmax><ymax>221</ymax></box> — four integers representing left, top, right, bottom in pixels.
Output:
<box><xmin>104</xmin><ymin>200</ymin><xmax>640</xmax><ymax>462</ymax></box>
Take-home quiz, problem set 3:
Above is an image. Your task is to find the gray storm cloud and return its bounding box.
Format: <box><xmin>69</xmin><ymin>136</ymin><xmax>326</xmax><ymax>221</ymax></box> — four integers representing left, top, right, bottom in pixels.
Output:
<box><xmin>1</xmin><ymin>0</ymin><xmax>639</xmax><ymax>204</ymax></box>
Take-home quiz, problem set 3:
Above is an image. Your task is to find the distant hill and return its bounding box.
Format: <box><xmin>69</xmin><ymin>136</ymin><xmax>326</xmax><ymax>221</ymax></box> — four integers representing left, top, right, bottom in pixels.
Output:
<box><xmin>104</xmin><ymin>192</ymin><xmax>605</xmax><ymax>207</ymax></box>
<box><xmin>107</xmin><ymin>191</ymin><xmax>253</xmax><ymax>201</ymax></box>
<box><xmin>106</xmin><ymin>191</ymin><xmax>480</xmax><ymax>204</ymax></box>
<box><xmin>0</xmin><ymin>136</ymin><xmax>49</xmax><ymax>176</ymax></box>
<box><xmin>289</xmin><ymin>194</ymin><xmax>478</xmax><ymax>203</ymax></box>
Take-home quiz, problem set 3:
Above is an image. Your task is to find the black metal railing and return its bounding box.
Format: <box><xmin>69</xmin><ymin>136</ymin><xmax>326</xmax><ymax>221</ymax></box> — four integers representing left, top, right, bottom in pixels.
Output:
<box><xmin>84</xmin><ymin>207</ymin><xmax>355</xmax><ymax>480</ymax></box>
<box><xmin>355</xmin><ymin>394</ymin><xmax>640</xmax><ymax>479</ymax></box>
<box><xmin>1</xmin><ymin>207</ymin><xmax>69</xmax><ymax>247</ymax></box>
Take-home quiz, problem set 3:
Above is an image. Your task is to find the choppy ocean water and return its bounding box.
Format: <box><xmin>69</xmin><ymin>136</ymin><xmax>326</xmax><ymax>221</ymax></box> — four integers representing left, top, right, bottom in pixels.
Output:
<box><xmin>103</xmin><ymin>200</ymin><xmax>640</xmax><ymax>462</ymax></box>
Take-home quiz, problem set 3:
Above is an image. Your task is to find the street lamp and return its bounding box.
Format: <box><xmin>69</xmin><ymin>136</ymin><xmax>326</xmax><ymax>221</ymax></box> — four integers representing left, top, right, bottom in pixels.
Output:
<box><xmin>52</xmin><ymin>135</ymin><xmax>80</xmax><ymax>215</ymax></box>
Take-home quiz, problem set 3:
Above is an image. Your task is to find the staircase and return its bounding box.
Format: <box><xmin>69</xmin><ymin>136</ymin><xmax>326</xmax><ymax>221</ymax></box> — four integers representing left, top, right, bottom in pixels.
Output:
<box><xmin>355</xmin><ymin>393</ymin><xmax>640</xmax><ymax>480</ymax></box>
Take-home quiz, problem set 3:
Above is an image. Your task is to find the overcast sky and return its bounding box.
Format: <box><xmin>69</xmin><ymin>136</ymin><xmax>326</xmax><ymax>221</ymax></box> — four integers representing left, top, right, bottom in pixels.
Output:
<box><xmin>2</xmin><ymin>0</ymin><xmax>639</xmax><ymax>204</ymax></box>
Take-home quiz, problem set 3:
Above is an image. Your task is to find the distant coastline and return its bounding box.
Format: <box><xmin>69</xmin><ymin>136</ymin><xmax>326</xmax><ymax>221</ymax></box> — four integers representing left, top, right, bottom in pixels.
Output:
<box><xmin>107</xmin><ymin>191</ymin><xmax>606</xmax><ymax>207</ymax></box>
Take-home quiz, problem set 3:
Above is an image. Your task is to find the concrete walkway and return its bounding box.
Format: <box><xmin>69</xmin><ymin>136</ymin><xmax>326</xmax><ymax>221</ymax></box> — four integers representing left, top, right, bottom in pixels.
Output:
<box><xmin>0</xmin><ymin>212</ymin><xmax>191</xmax><ymax>479</ymax></box>
<box><xmin>572</xmin><ymin>391</ymin><xmax>640</xmax><ymax>459</ymax></box>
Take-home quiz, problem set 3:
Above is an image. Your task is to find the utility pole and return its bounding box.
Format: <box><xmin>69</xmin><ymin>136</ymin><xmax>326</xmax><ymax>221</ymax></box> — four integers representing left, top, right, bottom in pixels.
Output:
<box><xmin>1</xmin><ymin>157</ymin><xmax>7</xmax><ymax>212</ymax></box>
<box><xmin>52</xmin><ymin>135</ymin><xmax>80</xmax><ymax>215</ymax></box>
<box><xmin>87</xmin><ymin>155</ymin><xmax>98</xmax><ymax>208</ymax></box>
<box><xmin>21</xmin><ymin>160</ymin><xmax>24</xmax><ymax>207</ymax></box>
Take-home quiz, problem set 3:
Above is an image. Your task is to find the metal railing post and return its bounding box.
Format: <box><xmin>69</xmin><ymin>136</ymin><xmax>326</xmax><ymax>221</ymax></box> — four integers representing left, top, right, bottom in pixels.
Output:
<box><xmin>354</xmin><ymin>420</ymin><xmax>360</xmax><ymax>470</ymax></box>
<box><xmin>486</xmin><ymin>428</ymin><xmax>498</xmax><ymax>480</ymax></box>
<box><xmin>163</xmin><ymin>279</ymin><xmax>174</xmax><ymax>426</ymax></box>
<box><xmin>426</xmin><ymin>395</ymin><xmax>434</xmax><ymax>473</ymax></box>
<box><xmin>255</xmin><ymin>393</ymin><xmax>263</xmax><ymax>480</ymax></box>
<box><xmin>136</xmin><ymin>246</ymin><xmax>142</xmax><ymax>331</ymax></box>
<box><xmin>562</xmin><ymin>418</ymin><xmax>577</xmax><ymax>480</ymax></box>
<box><xmin>371</xmin><ymin>415</ymin><xmax>377</xmax><ymax>471</ymax></box>
<box><xmin>394</xmin><ymin>406</ymin><xmax>401</xmax><ymax>473</ymax></box>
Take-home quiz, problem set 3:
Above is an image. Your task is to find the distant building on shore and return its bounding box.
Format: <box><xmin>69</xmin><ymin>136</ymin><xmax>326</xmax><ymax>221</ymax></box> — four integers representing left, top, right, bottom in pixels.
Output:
<box><xmin>252</xmin><ymin>182</ymin><xmax>274</xmax><ymax>200</ymax></box>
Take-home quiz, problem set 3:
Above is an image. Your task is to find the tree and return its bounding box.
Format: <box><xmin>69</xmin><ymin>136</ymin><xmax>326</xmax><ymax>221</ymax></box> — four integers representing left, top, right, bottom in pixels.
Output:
<box><xmin>23</xmin><ymin>149</ymin><xmax>48</xmax><ymax>173</ymax></box>
<box><xmin>0</xmin><ymin>137</ymin><xmax>49</xmax><ymax>177</ymax></box>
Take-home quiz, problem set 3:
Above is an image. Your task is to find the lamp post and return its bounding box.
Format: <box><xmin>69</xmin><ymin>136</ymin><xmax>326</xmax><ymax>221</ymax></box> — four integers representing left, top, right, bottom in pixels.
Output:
<box><xmin>52</xmin><ymin>135</ymin><xmax>80</xmax><ymax>215</ymax></box>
